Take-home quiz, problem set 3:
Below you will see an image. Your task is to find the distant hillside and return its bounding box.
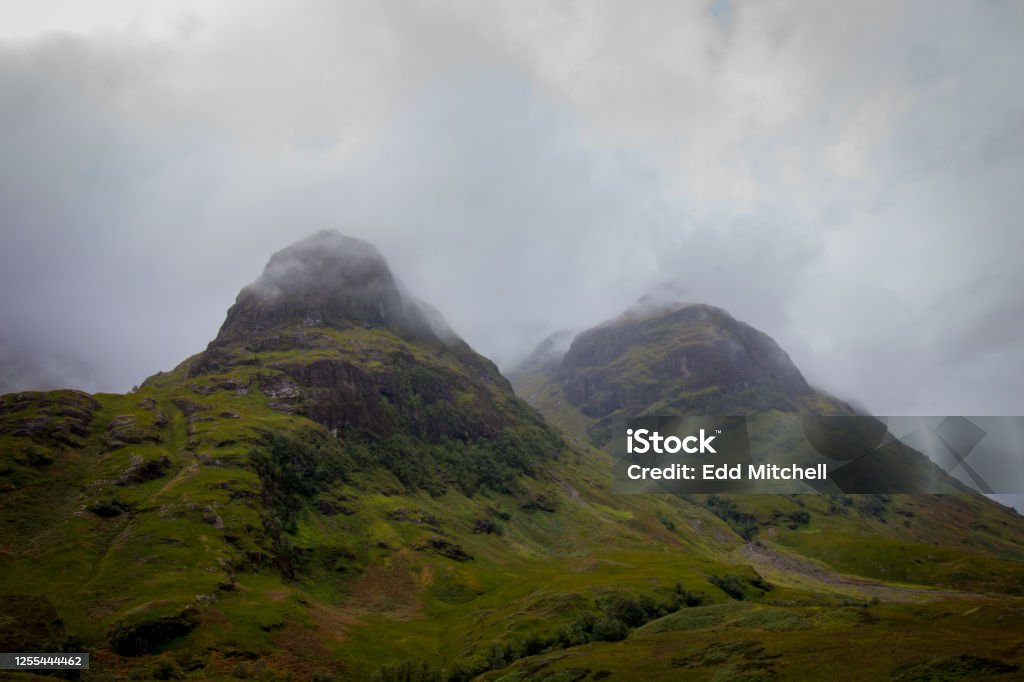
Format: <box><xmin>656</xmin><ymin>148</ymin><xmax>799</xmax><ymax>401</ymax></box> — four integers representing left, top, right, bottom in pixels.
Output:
<box><xmin>511</xmin><ymin>302</ymin><xmax>853</xmax><ymax>448</ymax></box>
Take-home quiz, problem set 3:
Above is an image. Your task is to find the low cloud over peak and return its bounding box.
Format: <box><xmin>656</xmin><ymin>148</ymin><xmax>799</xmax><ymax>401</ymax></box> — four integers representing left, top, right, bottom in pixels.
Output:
<box><xmin>1</xmin><ymin>1</ymin><xmax>1022</xmax><ymax>417</ymax></box>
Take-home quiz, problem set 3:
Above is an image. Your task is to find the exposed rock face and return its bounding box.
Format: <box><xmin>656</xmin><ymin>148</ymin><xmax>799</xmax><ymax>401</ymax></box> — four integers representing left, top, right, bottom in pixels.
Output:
<box><xmin>105</xmin><ymin>414</ymin><xmax>163</xmax><ymax>449</ymax></box>
<box><xmin>108</xmin><ymin>607</ymin><xmax>198</xmax><ymax>656</ymax></box>
<box><xmin>270</xmin><ymin>356</ymin><xmax>509</xmax><ymax>440</ymax></box>
<box><xmin>0</xmin><ymin>390</ymin><xmax>100</xmax><ymax>448</ymax></box>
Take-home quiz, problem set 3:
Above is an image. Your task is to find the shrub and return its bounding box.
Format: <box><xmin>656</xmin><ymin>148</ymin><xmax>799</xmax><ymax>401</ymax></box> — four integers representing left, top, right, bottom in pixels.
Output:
<box><xmin>704</xmin><ymin>496</ymin><xmax>760</xmax><ymax>540</ymax></box>
<box><xmin>591</xmin><ymin>617</ymin><xmax>628</xmax><ymax>642</ymax></box>
<box><xmin>86</xmin><ymin>498</ymin><xmax>130</xmax><ymax>518</ymax></box>
<box><xmin>709</xmin><ymin>574</ymin><xmax>747</xmax><ymax>600</ymax></box>
<box><xmin>150</xmin><ymin>656</ymin><xmax>182</xmax><ymax>680</ymax></box>
<box><xmin>371</xmin><ymin>660</ymin><xmax>443</xmax><ymax>682</ymax></box>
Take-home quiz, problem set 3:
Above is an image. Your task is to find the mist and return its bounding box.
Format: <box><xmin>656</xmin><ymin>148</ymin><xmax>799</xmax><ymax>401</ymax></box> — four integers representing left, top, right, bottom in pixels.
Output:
<box><xmin>1</xmin><ymin>1</ymin><xmax>1023</xmax><ymax>419</ymax></box>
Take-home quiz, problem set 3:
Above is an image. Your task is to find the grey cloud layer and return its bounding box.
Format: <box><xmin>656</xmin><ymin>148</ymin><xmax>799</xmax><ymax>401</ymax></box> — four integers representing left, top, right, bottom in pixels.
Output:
<box><xmin>1</xmin><ymin>0</ymin><xmax>1022</xmax><ymax>418</ymax></box>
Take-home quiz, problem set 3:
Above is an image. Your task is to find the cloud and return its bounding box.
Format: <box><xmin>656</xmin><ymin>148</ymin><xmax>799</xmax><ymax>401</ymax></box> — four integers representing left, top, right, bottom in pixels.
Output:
<box><xmin>0</xmin><ymin>336</ymin><xmax>97</xmax><ymax>394</ymax></box>
<box><xmin>0</xmin><ymin>0</ymin><xmax>1022</xmax><ymax>418</ymax></box>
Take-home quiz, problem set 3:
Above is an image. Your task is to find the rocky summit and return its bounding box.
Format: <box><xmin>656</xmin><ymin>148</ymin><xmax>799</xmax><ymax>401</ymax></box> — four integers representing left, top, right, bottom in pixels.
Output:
<box><xmin>513</xmin><ymin>301</ymin><xmax>851</xmax><ymax>447</ymax></box>
<box><xmin>179</xmin><ymin>231</ymin><xmax>550</xmax><ymax>461</ymax></box>
<box><xmin>2</xmin><ymin>232</ymin><xmax>1024</xmax><ymax>681</ymax></box>
<box><xmin>193</xmin><ymin>231</ymin><xmax>447</xmax><ymax>370</ymax></box>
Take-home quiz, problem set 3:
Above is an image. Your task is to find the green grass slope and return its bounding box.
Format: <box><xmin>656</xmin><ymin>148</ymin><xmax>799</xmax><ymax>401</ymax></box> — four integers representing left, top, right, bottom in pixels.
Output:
<box><xmin>3</xmin><ymin>321</ymin><xmax>1023</xmax><ymax>681</ymax></box>
<box><xmin>0</xmin><ymin>362</ymin><xmax>767</xmax><ymax>680</ymax></box>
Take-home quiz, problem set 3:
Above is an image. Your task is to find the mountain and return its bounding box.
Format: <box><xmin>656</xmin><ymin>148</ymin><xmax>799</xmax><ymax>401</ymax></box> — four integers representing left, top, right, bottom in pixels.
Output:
<box><xmin>2</xmin><ymin>232</ymin><xmax>1024</xmax><ymax>681</ymax></box>
<box><xmin>511</xmin><ymin>301</ymin><xmax>853</xmax><ymax>448</ymax></box>
<box><xmin>510</xmin><ymin>301</ymin><xmax>975</xmax><ymax>496</ymax></box>
<box><xmin>170</xmin><ymin>231</ymin><xmax>561</xmax><ymax>498</ymax></box>
<box><xmin>504</xmin><ymin>297</ymin><xmax>1024</xmax><ymax>676</ymax></box>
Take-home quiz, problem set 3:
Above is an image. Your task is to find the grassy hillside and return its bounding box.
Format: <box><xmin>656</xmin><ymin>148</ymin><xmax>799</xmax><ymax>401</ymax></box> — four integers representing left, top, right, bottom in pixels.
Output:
<box><xmin>3</xmin><ymin>342</ymin><xmax>1023</xmax><ymax>681</ymax></box>
<box><xmin>0</xmin><ymin>378</ymin><xmax>749</xmax><ymax>679</ymax></box>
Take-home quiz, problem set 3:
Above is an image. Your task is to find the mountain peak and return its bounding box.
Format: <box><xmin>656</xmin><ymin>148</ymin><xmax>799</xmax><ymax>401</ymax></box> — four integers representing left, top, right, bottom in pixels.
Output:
<box><xmin>218</xmin><ymin>230</ymin><xmax>436</xmax><ymax>341</ymax></box>
<box><xmin>246</xmin><ymin>231</ymin><xmax>390</xmax><ymax>304</ymax></box>
<box><xmin>185</xmin><ymin>230</ymin><xmax>457</xmax><ymax>377</ymax></box>
<box><xmin>560</xmin><ymin>301</ymin><xmax>816</xmax><ymax>406</ymax></box>
<box><xmin>513</xmin><ymin>297</ymin><xmax>848</xmax><ymax>446</ymax></box>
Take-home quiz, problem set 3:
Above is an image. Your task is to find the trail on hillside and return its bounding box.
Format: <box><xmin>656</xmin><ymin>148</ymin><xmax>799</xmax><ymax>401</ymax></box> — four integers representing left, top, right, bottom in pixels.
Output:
<box><xmin>742</xmin><ymin>542</ymin><xmax>991</xmax><ymax>602</ymax></box>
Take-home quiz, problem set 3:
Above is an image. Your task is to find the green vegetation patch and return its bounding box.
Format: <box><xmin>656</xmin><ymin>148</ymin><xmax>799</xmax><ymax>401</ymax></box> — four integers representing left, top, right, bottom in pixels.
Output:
<box><xmin>890</xmin><ymin>654</ymin><xmax>1019</xmax><ymax>681</ymax></box>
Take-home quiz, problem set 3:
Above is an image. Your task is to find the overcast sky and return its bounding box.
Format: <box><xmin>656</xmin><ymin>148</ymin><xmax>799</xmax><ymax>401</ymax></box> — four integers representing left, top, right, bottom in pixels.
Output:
<box><xmin>1</xmin><ymin>0</ymin><xmax>1023</xmax><ymax>419</ymax></box>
